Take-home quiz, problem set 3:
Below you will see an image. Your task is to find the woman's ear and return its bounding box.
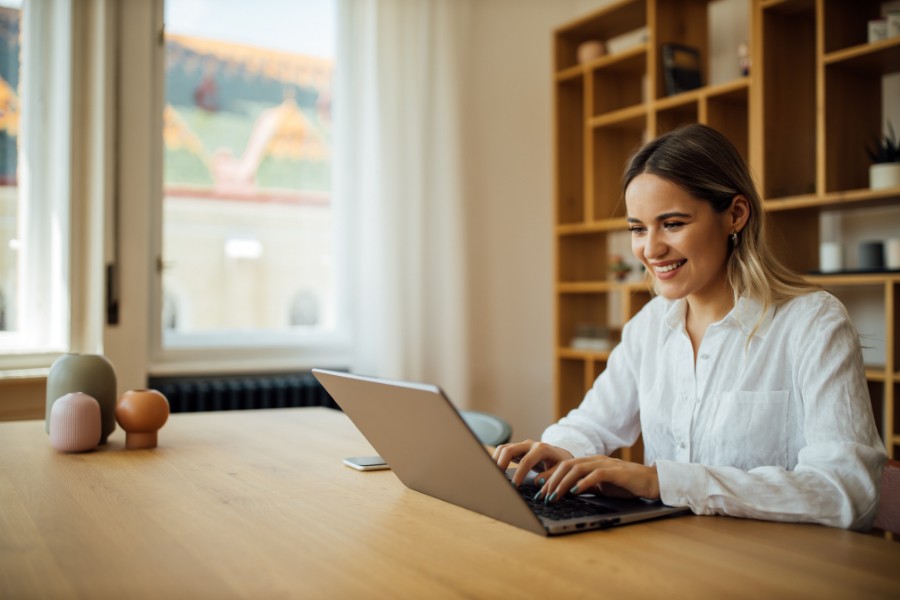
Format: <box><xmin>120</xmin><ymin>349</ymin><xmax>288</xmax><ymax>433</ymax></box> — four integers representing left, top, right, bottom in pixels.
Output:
<box><xmin>729</xmin><ymin>195</ymin><xmax>750</xmax><ymax>233</ymax></box>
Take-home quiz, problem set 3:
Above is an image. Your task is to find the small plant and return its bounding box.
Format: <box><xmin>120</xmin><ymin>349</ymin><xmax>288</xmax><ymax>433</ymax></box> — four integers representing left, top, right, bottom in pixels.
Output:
<box><xmin>867</xmin><ymin>122</ymin><xmax>900</xmax><ymax>164</ymax></box>
<box><xmin>609</xmin><ymin>254</ymin><xmax>632</xmax><ymax>282</ymax></box>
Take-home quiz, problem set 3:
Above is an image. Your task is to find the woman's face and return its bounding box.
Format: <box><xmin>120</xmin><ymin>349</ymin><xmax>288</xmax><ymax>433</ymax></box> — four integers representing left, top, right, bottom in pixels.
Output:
<box><xmin>625</xmin><ymin>173</ymin><xmax>736</xmax><ymax>306</ymax></box>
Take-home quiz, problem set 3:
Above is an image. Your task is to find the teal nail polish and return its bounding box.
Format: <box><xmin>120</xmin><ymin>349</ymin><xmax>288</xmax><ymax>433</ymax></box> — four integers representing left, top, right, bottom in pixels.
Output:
<box><xmin>533</xmin><ymin>490</ymin><xmax>542</xmax><ymax>501</ymax></box>
<box><xmin>537</xmin><ymin>478</ymin><xmax>545</xmax><ymax>487</ymax></box>
<box><xmin>547</xmin><ymin>491</ymin><xmax>557</xmax><ymax>504</ymax></box>
<box><xmin>570</xmin><ymin>485</ymin><xmax>579</xmax><ymax>494</ymax></box>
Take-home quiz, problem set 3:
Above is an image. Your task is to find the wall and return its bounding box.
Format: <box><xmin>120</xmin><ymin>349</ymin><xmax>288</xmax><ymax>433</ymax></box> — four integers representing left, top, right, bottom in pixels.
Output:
<box><xmin>464</xmin><ymin>0</ymin><xmax>613</xmax><ymax>440</ymax></box>
<box><xmin>463</xmin><ymin>0</ymin><xmax>749</xmax><ymax>440</ymax></box>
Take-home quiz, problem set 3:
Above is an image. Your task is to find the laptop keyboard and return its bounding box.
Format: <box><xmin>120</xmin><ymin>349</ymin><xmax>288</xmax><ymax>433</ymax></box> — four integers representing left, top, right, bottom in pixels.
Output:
<box><xmin>515</xmin><ymin>484</ymin><xmax>616</xmax><ymax>521</ymax></box>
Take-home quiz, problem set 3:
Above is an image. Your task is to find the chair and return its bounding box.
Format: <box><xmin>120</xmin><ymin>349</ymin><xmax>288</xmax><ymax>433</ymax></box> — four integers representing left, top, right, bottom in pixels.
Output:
<box><xmin>460</xmin><ymin>410</ymin><xmax>512</xmax><ymax>447</ymax></box>
<box><xmin>874</xmin><ymin>460</ymin><xmax>900</xmax><ymax>535</ymax></box>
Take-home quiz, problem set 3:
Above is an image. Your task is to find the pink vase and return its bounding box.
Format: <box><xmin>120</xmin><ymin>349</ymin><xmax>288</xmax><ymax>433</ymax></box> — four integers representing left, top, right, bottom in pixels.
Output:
<box><xmin>49</xmin><ymin>392</ymin><xmax>102</xmax><ymax>453</ymax></box>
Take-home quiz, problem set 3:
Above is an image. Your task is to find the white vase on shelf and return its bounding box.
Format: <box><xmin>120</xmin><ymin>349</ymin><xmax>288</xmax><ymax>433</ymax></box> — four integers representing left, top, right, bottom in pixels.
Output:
<box><xmin>869</xmin><ymin>162</ymin><xmax>900</xmax><ymax>189</ymax></box>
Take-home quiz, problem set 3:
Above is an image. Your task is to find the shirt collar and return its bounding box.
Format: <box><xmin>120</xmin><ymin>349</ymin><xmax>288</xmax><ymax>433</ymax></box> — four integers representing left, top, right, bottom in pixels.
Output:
<box><xmin>729</xmin><ymin>296</ymin><xmax>775</xmax><ymax>339</ymax></box>
<box><xmin>662</xmin><ymin>295</ymin><xmax>775</xmax><ymax>339</ymax></box>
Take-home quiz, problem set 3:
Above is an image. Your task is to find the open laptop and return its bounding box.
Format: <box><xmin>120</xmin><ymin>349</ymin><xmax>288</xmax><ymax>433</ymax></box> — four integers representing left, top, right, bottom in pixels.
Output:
<box><xmin>312</xmin><ymin>369</ymin><xmax>689</xmax><ymax>536</ymax></box>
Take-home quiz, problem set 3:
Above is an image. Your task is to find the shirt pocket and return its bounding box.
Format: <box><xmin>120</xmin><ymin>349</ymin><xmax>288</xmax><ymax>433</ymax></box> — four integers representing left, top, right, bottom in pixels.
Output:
<box><xmin>709</xmin><ymin>390</ymin><xmax>790</xmax><ymax>471</ymax></box>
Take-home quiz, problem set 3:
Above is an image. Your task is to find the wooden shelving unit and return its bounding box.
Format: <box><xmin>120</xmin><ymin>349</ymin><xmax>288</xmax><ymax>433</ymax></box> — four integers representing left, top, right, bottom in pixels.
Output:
<box><xmin>553</xmin><ymin>0</ymin><xmax>900</xmax><ymax>461</ymax></box>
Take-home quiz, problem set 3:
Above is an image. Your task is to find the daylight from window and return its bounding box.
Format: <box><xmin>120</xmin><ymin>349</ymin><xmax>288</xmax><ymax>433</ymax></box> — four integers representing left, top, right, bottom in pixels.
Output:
<box><xmin>162</xmin><ymin>0</ymin><xmax>336</xmax><ymax>340</ymax></box>
<box><xmin>0</xmin><ymin>2</ymin><xmax>20</xmax><ymax>340</ymax></box>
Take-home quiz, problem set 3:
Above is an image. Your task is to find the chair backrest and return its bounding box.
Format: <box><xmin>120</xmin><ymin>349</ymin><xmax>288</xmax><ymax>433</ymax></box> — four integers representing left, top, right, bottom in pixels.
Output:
<box><xmin>874</xmin><ymin>460</ymin><xmax>900</xmax><ymax>534</ymax></box>
<box><xmin>460</xmin><ymin>410</ymin><xmax>512</xmax><ymax>447</ymax></box>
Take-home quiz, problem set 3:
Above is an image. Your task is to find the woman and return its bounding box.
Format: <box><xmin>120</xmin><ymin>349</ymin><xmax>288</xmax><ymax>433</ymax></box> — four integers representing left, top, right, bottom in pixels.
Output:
<box><xmin>494</xmin><ymin>124</ymin><xmax>886</xmax><ymax>530</ymax></box>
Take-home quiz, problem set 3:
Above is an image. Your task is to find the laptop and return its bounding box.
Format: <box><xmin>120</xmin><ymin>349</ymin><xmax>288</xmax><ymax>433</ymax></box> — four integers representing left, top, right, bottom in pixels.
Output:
<box><xmin>312</xmin><ymin>369</ymin><xmax>689</xmax><ymax>536</ymax></box>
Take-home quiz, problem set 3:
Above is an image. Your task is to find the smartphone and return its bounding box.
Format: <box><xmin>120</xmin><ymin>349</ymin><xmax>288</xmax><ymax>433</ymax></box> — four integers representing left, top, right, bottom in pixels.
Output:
<box><xmin>343</xmin><ymin>455</ymin><xmax>390</xmax><ymax>471</ymax></box>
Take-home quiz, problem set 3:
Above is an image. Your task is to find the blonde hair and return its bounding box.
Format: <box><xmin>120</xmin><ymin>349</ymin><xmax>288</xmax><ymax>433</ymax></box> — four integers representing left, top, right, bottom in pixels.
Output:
<box><xmin>623</xmin><ymin>124</ymin><xmax>817</xmax><ymax>332</ymax></box>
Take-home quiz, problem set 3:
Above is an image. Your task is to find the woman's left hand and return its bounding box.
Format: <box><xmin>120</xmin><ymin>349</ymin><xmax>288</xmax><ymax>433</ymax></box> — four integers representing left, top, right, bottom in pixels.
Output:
<box><xmin>536</xmin><ymin>455</ymin><xmax>660</xmax><ymax>503</ymax></box>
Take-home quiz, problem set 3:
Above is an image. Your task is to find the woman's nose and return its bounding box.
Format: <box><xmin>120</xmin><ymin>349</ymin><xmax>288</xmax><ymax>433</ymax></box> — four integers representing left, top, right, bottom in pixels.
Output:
<box><xmin>644</xmin><ymin>229</ymin><xmax>666</xmax><ymax>259</ymax></box>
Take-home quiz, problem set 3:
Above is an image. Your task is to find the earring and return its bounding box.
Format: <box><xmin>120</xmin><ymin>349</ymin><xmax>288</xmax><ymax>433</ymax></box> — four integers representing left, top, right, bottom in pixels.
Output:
<box><xmin>731</xmin><ymin>232</ymin><xmax>738</xmax><ymax>247</ymax></box>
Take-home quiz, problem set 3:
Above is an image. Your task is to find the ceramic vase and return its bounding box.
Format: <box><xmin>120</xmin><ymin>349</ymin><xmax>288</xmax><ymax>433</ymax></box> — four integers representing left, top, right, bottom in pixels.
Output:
<box><xmin>870</xmin><ymin>163</ymin><xmax>900</xmax><ymax>189</ymax></box>
<box><xmin>45</xmin><ymin>353</ymin><xmax>117</xmax><ymax>443</ymax></box>
<box><xmin>115</xmin><ymin>389</ymin><xmax>170</xmax><ymax>450</ymax></box>
<box><xmin>49</xmin><ymin>392</ymin><xmax>102</xmax><ymax>453</ymax></box>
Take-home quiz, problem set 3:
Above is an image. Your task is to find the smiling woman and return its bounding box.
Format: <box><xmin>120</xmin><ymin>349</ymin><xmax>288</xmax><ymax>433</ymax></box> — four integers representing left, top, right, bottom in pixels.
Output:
<box><xmin>495</xmin><ymin>124</ymin><xmax>887</xmax><ymax>531</ymax></box>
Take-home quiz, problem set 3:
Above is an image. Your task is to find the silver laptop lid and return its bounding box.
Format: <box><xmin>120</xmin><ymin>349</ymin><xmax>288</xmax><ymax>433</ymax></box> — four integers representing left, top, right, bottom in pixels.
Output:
<box><xmin>312</xmin><ymin>369</ymin><xmax>547</xmax><ymax>535</ymax></box>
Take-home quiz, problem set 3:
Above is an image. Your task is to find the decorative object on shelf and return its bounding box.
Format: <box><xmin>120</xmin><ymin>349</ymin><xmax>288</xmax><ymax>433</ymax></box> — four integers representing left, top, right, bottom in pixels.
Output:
<box><xmin>49</xmin><ymin>392</ymin><xmax>102</xmax><ymax>453</ymax></box>
<box><xmin>609</xmin><ymin>254</ymin><xmax>633</xmax><ymax>282</ymax></box>
<box><xmin>577</xmin><ymin>40</ymin><xmax>606</xmax><ymax>64</ymax></box>
<box><xmin>887</xmin><ymin>238</ymin><xmax>900</xmax><ymax>270</ymax></box>
<box><xmin>888</xmin><ymin>11</ymin><xmax>900</xmax><ymax>37</ymax></box>
<box><xmin>869</xmin><ymin>19</ymin><xmax>888</xmax><ymax>43</ymax></box>
<box><xmin>571</xmin><ymin>324</ymin><xmax>611</xmax><ymax>353</ymax></box>
<box><xmin>858</xmin><ymin>241</ymin><xmax>886</xmax><ymax>271</ymax></box>
<box><xmin>738</xmin><ymin>41</ymin><xmax>750</xmax><ymax>77</ymax></box>
<box><xmin>45</xmin><ymin>353</ymin><xmax>117</xmax><ymax>443</ymax></box>
<box><xmin>867</xmin><ymin>122</ymin><xmax>900</xmax><ymax>189</ymax></box>
<box><xmin>115</xmin><ymin>389</ymin><xmax>170</xmax><ymax>449</ymax></box>
<box><xmin>661</xmin><ymin>43</ymin><xmax>702</xmax><ymax>96</ymax></box>
<box><xmin>819</xmin><ymin>242</ymin><xmax>843</xmax><ymax>273</ymax></box>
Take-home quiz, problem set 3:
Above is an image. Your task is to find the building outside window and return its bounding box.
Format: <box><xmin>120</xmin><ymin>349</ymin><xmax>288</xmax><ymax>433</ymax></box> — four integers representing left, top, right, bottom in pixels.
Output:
<box><xmin>161</xmin><ymin>0</ymin><xmax>337</xmax><ymax>350</ymax></box>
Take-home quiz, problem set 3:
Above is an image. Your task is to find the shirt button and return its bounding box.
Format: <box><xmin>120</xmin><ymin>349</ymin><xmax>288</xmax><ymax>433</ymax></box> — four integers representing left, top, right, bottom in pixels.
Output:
<box><xmin>700</xmin><ymin>353</ymin><xmax>709</xmax><ymax>360</ymax></box>
<box><xmin>679</xmin><ymin>442</ymin><xmax>686</xmax><ymax>449</ymax></box>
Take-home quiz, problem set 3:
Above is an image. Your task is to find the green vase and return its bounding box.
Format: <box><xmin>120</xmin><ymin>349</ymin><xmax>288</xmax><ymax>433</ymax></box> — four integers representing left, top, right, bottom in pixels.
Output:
<box><xmin>45</xmin><ymin>353</ymin><xmax>118</xmax><ymax>443</ymax></box>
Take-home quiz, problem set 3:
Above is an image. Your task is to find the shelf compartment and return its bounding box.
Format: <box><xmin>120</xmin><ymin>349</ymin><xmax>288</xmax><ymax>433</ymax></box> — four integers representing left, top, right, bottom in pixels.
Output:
<box><xmin>656</xmin><ymin>100</ymin><xmax>699</xmax><ymax>136</ymax></box>
<box><xmin>591</xmin><ymin>124</ymin><xmax>645</xmax><ymax>221</ymax></box>
<box><xmin>823</xmin><ymin>61</ymin><xmax>886</xmax><ymax>194</ymax></box>
<box><xmin>822</xmin><ymin>0</ymin><xmax>890</xmax><ymax>56</ymax></box>
<box><xmin>557</xmin><ymin>232</ymin><xmax>609</xmax><ymax>283</ymax></box>
<box><xmin>555</xmin><ymin>76</ymin><xmax>586</xmax><ymax>226</ymax></box>
<box><xmin>554</xmin><ymin>0</ymin><xmax>647</xmax><ymax>72</ymax></box>
<box><xmin>653</xmin><ymin>0</ymin><xmax>709</xmax><ymax>101</ymax></box>
<box><xmin>556</xmin><ymin>293</ymin><xmax>610</xmax><ymax>356</ymax></box>
<box><xmin>759</xmin><ymin>0</ymin><xmax>816</xmax><ymax>200</ymax></box>
<box><xmin>590</xmin><ymin>45</ymin><xmax>647</xmax><ymax>116</ymax></box>
<box><xmin>765</xmin><ymin>209</ymin><xmax>820</xmax><ymax>273</ymax></box>
<box><xmin>705</xmin><ymin>81</ymin><xmax>749</xmax><ymax>163</ymax></box>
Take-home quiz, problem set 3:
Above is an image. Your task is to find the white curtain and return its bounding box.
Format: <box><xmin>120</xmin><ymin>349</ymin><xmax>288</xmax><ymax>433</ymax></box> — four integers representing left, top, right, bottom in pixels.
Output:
<box><xmin>335</xmin><ymin>0</ymin><xmax>471</xmax><ymax>404</ymax></box>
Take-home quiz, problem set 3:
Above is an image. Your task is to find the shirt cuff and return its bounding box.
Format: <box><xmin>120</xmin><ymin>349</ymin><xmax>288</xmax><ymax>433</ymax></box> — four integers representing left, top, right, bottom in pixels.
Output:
<box><xmin>656</xmin><ymin>459</ymin><xmax>708</xmax><ymax>513</ymax></box>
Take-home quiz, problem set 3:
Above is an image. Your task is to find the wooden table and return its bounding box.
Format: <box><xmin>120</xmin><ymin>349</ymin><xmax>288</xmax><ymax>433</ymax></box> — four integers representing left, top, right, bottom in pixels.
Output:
<box><xmin>2</xmin><ymin>408</ymin><xmax>899</xmax><ymax>598</ymax></box>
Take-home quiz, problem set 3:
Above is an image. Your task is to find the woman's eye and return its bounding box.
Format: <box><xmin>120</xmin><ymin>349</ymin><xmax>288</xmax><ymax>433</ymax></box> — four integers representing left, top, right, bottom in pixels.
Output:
<box><xmin>628</xmin><ymin>226</ymin><xmax>645</xmax><ymax>234</ymax></box>
<box><xmin>663</xmin><ymin>221</ymin><xmax>684</xmax><ymax>230</ymax></box>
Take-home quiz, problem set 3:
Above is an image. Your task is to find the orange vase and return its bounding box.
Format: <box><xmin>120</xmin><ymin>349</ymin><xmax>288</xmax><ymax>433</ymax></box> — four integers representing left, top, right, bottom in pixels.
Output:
<box><xmin>115</xmin><ymin>389</ymin><xmax>170</xmax><ymax>449</ymax></box>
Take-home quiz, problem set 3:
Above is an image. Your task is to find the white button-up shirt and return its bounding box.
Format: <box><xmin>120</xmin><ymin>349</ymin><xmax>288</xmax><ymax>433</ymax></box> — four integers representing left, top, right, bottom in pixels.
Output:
<box><xmin>543</xmin><ymin>291</ymin><xmax>886</xmax><ymax>530</ymax></box>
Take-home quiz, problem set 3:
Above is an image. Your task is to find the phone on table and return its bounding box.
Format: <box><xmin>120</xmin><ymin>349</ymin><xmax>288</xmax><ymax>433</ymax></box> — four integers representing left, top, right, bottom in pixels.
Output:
<box><xmin>343</xmin><ymin>455</ymin><xmax>390</xmax><ymax>471</ymax></box>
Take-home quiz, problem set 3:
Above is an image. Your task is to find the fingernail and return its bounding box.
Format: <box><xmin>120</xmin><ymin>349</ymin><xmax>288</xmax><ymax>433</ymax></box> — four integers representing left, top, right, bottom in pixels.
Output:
<box><xmin>570</xmin><ymin>485</ymin><xmax>579</xmax><ymax>494</ymax></box>
<box><xmin>547</xmin><ymin>492</ymin><xmax>557</xmax><ymax>504</ymax></box>
<box><xmin>537</xmin><ymin>478</ymin><xmax>545</xmax><ymax>487</ymax></box>
<box><xmin>533</xmin><ymin>490</ymin><xmax>543</xmax><ymax>501</ymax></box>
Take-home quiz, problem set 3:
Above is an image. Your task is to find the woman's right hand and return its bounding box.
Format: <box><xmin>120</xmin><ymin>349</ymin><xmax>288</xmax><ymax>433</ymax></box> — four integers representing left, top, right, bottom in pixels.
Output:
<box><xmin>492</xmin><ymin>440</ymin><xmax>574</xmax><ymax>488</ymax></box>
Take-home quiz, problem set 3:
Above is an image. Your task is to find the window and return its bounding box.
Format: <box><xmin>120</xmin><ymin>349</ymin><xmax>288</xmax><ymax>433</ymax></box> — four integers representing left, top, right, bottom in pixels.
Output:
<box><xmin>0</xmin><ymin>0</ymin><xmax>72</xmax><ymax>365</ymax></box>
<box><xmin>158</xmin><ymin>0</ymin><xmax>344</xmax><ymax>365</ymax></box>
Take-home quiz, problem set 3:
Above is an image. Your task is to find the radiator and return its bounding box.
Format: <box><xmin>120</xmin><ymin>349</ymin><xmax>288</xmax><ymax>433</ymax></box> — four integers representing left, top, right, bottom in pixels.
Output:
<box><xmin>148</xmin><ymin>372</ymin><xmax>338</xmax><ymax>413</ymax></box>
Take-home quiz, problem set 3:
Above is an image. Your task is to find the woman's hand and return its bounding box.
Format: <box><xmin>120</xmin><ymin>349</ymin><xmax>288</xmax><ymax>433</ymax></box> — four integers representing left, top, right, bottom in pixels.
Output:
<box><xmin>492</xmin><ymin>440</ymin><xmax>574</xmax><ymax>488</ymax></box>
<box><xmin>537</xmin><ymin>455</ymin><xmax>660</xmax><ymax>502</ymax></box>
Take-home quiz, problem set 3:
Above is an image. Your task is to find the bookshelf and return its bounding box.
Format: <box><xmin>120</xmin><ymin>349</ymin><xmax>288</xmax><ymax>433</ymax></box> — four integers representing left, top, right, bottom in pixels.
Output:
<box><xmin>553</xmin><ymin>0</ymin><xmax>900</xmax><ymax>461</ymax></box>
